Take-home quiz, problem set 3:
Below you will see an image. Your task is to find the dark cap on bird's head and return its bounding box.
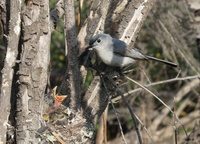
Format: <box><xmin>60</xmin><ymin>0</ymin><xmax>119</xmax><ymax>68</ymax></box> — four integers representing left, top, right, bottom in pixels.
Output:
<box><xmin>89</xmin><ymin>34</ymin><xmax>111</xmax><ymax>47</ymax></box>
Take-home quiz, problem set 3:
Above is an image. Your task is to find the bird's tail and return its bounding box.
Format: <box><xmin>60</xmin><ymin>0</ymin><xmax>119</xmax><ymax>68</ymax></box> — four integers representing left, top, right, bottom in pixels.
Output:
<box><xmin>146</xmin><ymin>56</ymin><xmax>178</xmax><ymax>67</ymax></box>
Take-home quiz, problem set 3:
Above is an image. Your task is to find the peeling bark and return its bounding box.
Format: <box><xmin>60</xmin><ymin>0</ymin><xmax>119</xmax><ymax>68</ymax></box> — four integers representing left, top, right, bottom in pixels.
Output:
<box><xmin>0</xmin><ymin>0</ymin><xmax>21</xmax><ymax>143</ymax></box>
<box><xmin>78</xmin><ymin>0</ymin><xmax>111</xmax><ymax>52</ymax></box>
<box><xmin>116</xmin><ymin>0</ymin><xmax>157</xmax><ymax>44</ymax></box>
<box><xmin>15</xmin><ymin>0</ymin><xmax>51</xmax><ymax>143</ymax></box>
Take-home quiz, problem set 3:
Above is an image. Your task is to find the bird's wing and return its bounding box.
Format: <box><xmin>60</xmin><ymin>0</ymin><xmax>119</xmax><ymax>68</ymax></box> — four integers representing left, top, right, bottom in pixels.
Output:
<box><xmin>112</xmin><ymin>38</ymin><xmax>147</xmax><ymax>60</ymax></box>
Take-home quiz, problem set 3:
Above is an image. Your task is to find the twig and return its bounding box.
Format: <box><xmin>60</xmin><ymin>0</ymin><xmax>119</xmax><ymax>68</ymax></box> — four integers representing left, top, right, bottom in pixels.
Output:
<box><xmin>175</xmin><ymin>69</ymin><xmax>181</xmax><ymax>78</ymax></box>
<box><xmin>112</xmin><ymin>74</ymin><xmax>200</xmax><ymax>102</ymax></box>
<box><xmin>125</xmin><ymin>76</ymin><xmax>188</xmax><ymax>137</ymax></box>
<box><xmin>173</xmin><ymin>96</ymin><xmax>178</xmax><ymax>144</ymax></box>
<box><xmin>100</xmin><ymin>76</ymin><xmax>127</xmax><ymax>143</ymax></box>
<box><xmin>134</xmin><ymin>115</ymin><xmax>155</xmax><ymax>144</ymax></box>
<box><xmin>125</xmin><ymin>76</ymin><xmax>173</xmax><ymax>113</ymax></box>
<box><xmin>52</xmin><ymin>131</ymin><xmax>65</xmax><ymax>144</ymax></box>
<box><xmin>159</xmin><ymin>19</ymin><xmax>199</xmax><ymax>73</ymax></box>
<box><xmin>110</xmin><ymin>99</ymin><xmax>127</xmax><ymax>144</ymax></box>
<box><xmin>105</xmin><ymin>75</ymin><xmax>143</xmax><ymax>144</ymax></box>
<box><xmin>139</xmin><ymin>67</ymin><xmax>151</xmax><ymax>83</ymax></box>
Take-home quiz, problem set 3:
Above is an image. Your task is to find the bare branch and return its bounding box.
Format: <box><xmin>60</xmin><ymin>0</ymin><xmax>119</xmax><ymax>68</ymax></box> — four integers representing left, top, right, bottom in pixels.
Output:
<box><xmin>134</xmin><ymin>114</ymin><xmax>155</xmax><ymax>144</ymax></box>
<box><xmin>125</xmin><ymin>76</ymin><xmax>174</xmax><ymax>114</ymax></box>
<box><xmin>150</xmin><ymin>78</ymin><xmax>199</xmax><ymax>132</ymax></box>
<box><xmin>112</xmin><ymin>74</ymin><xmax>200</xmax><ymax>102</ymax></box>
<box><xmin>105</xmin><ymin>75</ymin><xmax>143</xmax><ymax>144</ymax></box>
<box><xmin>110</xmin><ymin>99</ymin><xmax>127</xmax><ymax>144</ymax></box>
<box><xmin>158</xmin><ymin>19</ymin><xmax>200</xmax><ymax>73</ymax></box>
<box><xmin>125</xmin><ymin>75</ymin><xmax>190</xmax><ymax>137</ymax></box>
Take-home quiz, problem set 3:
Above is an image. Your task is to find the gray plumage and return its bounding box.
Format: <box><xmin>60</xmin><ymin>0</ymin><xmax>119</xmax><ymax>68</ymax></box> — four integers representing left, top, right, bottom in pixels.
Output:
<box><xmin>88</xmin><ymin>34</ymin><xmax>178</xmax><ymax>68</ymax></box>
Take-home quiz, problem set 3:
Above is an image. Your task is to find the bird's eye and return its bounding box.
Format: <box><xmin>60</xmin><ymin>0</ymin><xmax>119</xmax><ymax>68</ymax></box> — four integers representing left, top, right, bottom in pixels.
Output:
<box><xmin>97</xmin><ymin>39</ymin><xmax>101</xmax><ymax>43</ymax></box>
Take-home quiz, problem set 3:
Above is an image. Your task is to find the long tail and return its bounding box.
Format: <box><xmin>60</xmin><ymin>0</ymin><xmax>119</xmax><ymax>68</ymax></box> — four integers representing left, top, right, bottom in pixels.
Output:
<box><xmin>146</xmin><ymin>56</ymin><xmax>178</xmax><ymax>67</ymax></box>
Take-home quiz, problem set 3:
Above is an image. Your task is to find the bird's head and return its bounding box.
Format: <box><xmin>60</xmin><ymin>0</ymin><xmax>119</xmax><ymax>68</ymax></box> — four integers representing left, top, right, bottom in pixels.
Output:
<box><xmin>87</xmin><ymin>34</ymin><xmax>111</xmax><ymax>51</ymax></box>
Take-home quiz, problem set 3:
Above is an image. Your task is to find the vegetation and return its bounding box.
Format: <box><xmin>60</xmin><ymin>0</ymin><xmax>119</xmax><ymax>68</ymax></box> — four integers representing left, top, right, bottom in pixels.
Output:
<box><xmin>0</xmin><ymin>0</ymin><xmax>199</xmax><ymax>143</ymax></box>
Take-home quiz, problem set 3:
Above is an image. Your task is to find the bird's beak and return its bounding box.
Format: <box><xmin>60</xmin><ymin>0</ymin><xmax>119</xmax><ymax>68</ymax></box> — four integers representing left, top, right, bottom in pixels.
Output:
<box><xmin>53</xmin><ymin>86</ymin><xmax>57</xmax><ymax>96</ymax></box>
<box><xmin>86</xmin><ymin>45</ymin><xmax>93</xmax><ymax>51</ymax></box>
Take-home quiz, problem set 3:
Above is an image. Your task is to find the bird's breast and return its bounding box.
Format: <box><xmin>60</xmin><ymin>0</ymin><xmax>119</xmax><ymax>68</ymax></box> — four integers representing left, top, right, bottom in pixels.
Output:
<box><xmin>95</xmin><ymin>49</ymin><xmax>135</xmax><ymax>67</ymax></box>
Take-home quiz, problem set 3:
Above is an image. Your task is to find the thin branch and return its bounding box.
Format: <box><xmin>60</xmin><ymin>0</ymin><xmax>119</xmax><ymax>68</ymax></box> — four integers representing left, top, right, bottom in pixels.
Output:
<box><xmin>110</xmin><ymin>99</ymin><xmax>127</xmax><ymax>144</ymax></box>
<box><xmin>125</xmin><ymin>76</ymin><xmax>173</xmax><ymax>113</ymax></box>
<box><xmin>101</xmin><ymin>76</ymin><xmax>127</xmax><ymax>144</ymax></box>
<box><xmin>104</xmin><ymin>75</ymin><xmax>143</xmax><ymax>144</ymax></box>
<box><xmin>134</xmin><ymin>115</ymin><xmax>155</xmax><ymax>144</ymax></box>
<box><xmin>125</xmin><ymin>76</ymin><xmax>189</xmax><ymax>137</ymax></box>
<box><xmin>112</xmin><ymin>74</ymin><xmax>200</xmax><ymax>102</ymax></box>
<box><xmin>173</xmin><ymin>96</ymin><xmax>178</xmax><ymax>144</ymax></box>
<box><xmin>139</xmin><ymin>67</ymin><xmax>151</xmax><ymax>83</ymax></box>
<box><xmin>159</xmin><ymin>19</ymin><xmax>200</xmax><ymax>73</ymax></box>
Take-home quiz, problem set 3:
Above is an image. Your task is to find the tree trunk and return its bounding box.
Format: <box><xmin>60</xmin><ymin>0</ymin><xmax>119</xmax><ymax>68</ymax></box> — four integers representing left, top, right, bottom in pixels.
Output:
<box><xmin>0</xmin><ymin>0</ymin><xmax>21</xmax><ymax>143</ymax></box>
<box><xmin>15</xmin><ymin>0</ymin><xmax>51</xmax><ymax>143</ymax></box>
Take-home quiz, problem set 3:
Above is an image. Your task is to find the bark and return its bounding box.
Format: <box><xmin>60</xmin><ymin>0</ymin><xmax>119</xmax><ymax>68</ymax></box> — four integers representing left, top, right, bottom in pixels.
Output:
<box><xmin>77</xmin><ymin>0</ymin><xmax>157</xmax><ymax>51</ymax></box>
<box><xmin>0</xmin><ymin>0</ymin><xmax>21</xmax><ymax>143</ymax></box>
<box><xmin>50</xmin><ymin>0</ymin><xmax>65</xmax><ymax>31</ymax></box>
<box><xmin>64</xmin><ymin>0</ymin><xmax>81</xmax><ymax>110</ymax></box>
<box><xmin>78</xmin><ymin>0</ymin><xmax>112</xmax><ymax>52</ymax></box>
<box><xmin>15</xmin><ymin>0</ymin><xmax>51</xmax><ymax>143</ymax></box>
<box><xmin>0</xmin><ymin>0</ymin><xmax>9</xmax><ymax>44</ymax></box>
<box><xmin>116</xmin><ymin>0</ymin><xmax>157</xmax><ymax>44</ymax></box>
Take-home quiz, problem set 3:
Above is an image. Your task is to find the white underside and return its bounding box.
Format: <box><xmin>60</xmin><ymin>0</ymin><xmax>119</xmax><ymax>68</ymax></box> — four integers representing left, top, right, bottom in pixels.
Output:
<box><xmin>96</xmin><ymin>49</ymin><xmax>135</xmax><ymax>67</ymax></box>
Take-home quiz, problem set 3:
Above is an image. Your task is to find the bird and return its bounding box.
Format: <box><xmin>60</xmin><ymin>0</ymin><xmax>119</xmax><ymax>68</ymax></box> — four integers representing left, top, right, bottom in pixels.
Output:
<box><xmin>44</xmin><ymin>86</ymin><xmax>67</xmax><ymax>114</ymax></box>
<box><xmin>87</xmin><ymin>34</ymin><xmax>178</xmax><ymax>68</ymax></box>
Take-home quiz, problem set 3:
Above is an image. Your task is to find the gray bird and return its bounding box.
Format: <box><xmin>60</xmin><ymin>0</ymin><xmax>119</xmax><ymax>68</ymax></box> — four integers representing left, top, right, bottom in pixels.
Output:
<box><xmin>88</xmin><ymin>34</ymin><xmax>178</xmax><ymax>68</ymax></box>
